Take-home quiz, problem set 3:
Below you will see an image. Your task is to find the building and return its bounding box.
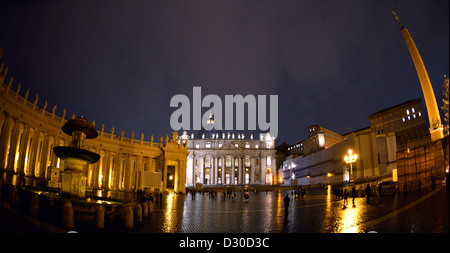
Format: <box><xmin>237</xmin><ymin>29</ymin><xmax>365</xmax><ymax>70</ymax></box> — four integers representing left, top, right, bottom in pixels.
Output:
<box><xmin>286</xmin><ymin>125</ymin><xmax>344</xmax><ymax>157</ymax></box>
<box><xmin>0</xmin><ymin>57</ymin><xmax>189</xmax><ymax>194</ymax></box>
<box><xmin>182</xmin><ymin>113</ymin><xmax>277</xmax><ymax>187</ymax></box>
<box><xmin>368</xmin><ymin>98</ymin><xmax>429</xmax><ymax>151</ymax></box>
<box><xmin>281</xmin><ymin>99</ymin><xmax>428</xmax><ymax>187</ymax></box>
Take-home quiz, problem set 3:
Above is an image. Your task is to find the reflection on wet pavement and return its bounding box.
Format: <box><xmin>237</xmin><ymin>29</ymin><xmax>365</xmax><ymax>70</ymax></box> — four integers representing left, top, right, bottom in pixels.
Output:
<box><xmin>134</xmin><ymin>187</ymin><xmax>448</xmax><ymax>233</ymax></box>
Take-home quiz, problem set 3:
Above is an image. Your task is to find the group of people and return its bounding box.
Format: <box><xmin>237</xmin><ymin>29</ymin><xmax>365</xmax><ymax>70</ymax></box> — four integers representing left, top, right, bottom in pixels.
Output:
<box><xmin>292</xmin><ymin>188</ymin><xmax>306</xmax><ymax>199</ymax></box>
<box><xmin>135</xmin><ymin>189</ymin><xmax>156</xmax><ymax>203</ymax></box>
<box><xmin>283</xmin><ymin>184</ymin><xmax>374</xmax><ymax>213</ymax></box>
<box><xmin>332</xmin><ymin>184</ymin><xmax>372</xmax><ymax>208</ymax></box>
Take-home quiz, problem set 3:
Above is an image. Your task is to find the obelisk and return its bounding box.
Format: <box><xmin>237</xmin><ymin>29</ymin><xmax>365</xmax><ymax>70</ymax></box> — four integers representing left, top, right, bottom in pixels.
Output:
<box><xmin>393</xmin><ymin>12</ymin><xmax>444</xmax><ymax>141</ymax></box>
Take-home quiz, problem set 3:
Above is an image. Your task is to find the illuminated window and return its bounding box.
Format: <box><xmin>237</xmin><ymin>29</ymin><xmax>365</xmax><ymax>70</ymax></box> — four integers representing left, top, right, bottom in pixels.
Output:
<box><xmin>205</xmin><ymin>157</ymin><xmax>210</xmax><ymax>167</ymax></box>
<box><xmin>245</xmin><ymin>157</ymin><xmax>251</xmax><ymax>167</ymax></box>
<box><xmin>235</xmin><ymin>144</ymin><xmax>238</xmax><ymax>147</ymax></box>
<box><xmin>205</xmin><ymin>142</ymin><xmax>211</xmax><ymax>148</ymax></box>
<box><xmin>418</xmin><ymin>112</ymin><xmax>422</xmax><ymax>117</ymax></box>
<box><xmin>408</xmin><ymin>116</ymin><xmax>411</xmax><ymax>120</ymax></box>
<box><xmin>218</xmin><ymin>158</ymin><xmax>222</xmax><ymax>167</ymax></box>
<box><xmin>267</xmin><ymin>156</ymin><xmax>272</xmax><ymax>166</ymax></box>
<box><xmin>406</xmin><ymin>109</ymin><xmax>410</xmax><ymax>115</ymax></box>
<box><xmin>255</xmin><ymin>144</ymin><xmax>259</xmax><ymax>149</ymax></box>
<box><xmin>218</xmin><ymin>143</ymin><xmax>222</xmax><ymax>148</ymax></box>
<box><xmin>412</xmin><ymin>108</ymin><xmax>415</xmax><ymax>113</ymax></box>
<box><xmin>226</xmin><ymin>157</ymin><xmax>231</xmax><ymax>167</ymax></box>
<box><xmin>245</xmin><ymin>143</ymin><xmax>250</xmax><ymax>148</ymax></box>
<box><xmin>195</xmin><ymin>144</ymin><xmax>200</xmax><ymax>148</ymax></box>
<box><xmin>413</xmin><ymin>114</ymin><xmax>416</xmax><ymax>118</ymax></box>
<box><xmin>402</xmin><ymin>118</ymin><xmax>406</xmax><ymax>122</ymax></box>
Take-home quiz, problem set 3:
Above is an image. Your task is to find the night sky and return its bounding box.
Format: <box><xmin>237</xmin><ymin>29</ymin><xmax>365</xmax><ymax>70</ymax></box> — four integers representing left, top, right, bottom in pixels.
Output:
<box><xmin>0</xmin><ymin>1</ymin><xmax>448</xmax><ymax>145</ymax></box>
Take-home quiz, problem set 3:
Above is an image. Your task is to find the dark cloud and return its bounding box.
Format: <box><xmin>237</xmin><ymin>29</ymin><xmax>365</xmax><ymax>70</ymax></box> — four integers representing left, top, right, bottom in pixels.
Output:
<box><xmin>0</xmin><ymin>0</ymin><xmax>448</xmax><ymax>144</ymax></box>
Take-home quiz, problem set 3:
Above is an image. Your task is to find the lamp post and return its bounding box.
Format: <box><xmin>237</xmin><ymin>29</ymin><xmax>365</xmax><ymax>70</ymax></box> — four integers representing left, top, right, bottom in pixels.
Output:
<box><xmin>344</xmin><ymin>149</ymin><xmax>358</xmax><ymax>183</ymax></box>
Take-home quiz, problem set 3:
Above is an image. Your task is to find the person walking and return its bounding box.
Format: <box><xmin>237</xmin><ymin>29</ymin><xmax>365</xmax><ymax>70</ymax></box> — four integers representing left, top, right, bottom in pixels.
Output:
<box><xmin>365</xmin><ymin>184</ymin><xmax>371</xmax><ymax>204</ymax></box>
<box><xmin>343</xmin><ymin>189</ymin><xmax>348</xmax><ymax>209</ymax></box>
<box><xmin>352</xmin><ymin>185</ymin><xmax>357</xmax><ymax>207</ymax></box>
<box><xmin>283</xmin><ymin>194</ymin><xmax>291</xmax><ymax>214</ymax></box>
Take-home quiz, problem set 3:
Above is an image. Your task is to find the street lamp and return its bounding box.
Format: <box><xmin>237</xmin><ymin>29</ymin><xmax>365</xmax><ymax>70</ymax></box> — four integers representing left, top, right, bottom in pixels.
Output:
<box><xmin>344</xmin><ymin>149</ymin><xmax>358</xmax><ymax>183</ymax></box>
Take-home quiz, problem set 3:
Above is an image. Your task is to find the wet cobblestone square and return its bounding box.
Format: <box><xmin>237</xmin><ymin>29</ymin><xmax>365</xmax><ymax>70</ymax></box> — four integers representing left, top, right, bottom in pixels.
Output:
<box><xmin>127</xmin><ymin>187</ymin><xmax>448</xmax><ymax>233</ymax></box>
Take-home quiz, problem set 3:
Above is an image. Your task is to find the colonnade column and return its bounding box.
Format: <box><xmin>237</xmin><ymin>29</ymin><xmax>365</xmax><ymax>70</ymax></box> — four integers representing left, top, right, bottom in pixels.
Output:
<box><xmin>162</xmin><ymin>158</ymin><xmax>168</xmax><ymax>192</ymax></box>
<box><xmin>6</xmin><ymin>118</ymin><xmax>21</xmax><ymax>172</ymax></box>
<box><xmin>0</xmin><ymin>113</ymin><xmax>14</xmax><ymax>169</ymax></box>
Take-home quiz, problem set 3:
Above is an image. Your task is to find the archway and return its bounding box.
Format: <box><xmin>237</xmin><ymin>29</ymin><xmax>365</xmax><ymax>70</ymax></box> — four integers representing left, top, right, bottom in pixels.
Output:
<box><xmin>266</xmin><ymin>168</ymin><xmax>272</xmax><ymax>185</ymax></box>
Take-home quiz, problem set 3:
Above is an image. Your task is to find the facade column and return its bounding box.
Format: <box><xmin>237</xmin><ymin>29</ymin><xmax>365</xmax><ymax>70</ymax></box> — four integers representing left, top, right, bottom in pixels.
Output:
<box><xmin>201</xmin><ymin>156</ymin><xmax>206</xmax><ymax>184</ymax></box>
<box><xmin>251</xmin><ymin>156</ymin><xmax>256</xmax><ymax>184</ymax></box>
<box><xmin>238</xmin><ymin>156</ymin><xmax>243</xmax><ymax>184</ymax></box>
<box><xmin>209</xmin><ymin>157</ymin><xmax>214</xmax><ymax>185</ymax></box>
<box><xmin>214</xmin><ymin>156</ymin><xmax>218</xmax><ymax>185</ymax></box>
<box><xmin>192</xmin><ymin>155</ymin><xmax>196</xmax><ymax>184</ymax></box>
<box><xmin>221</xmin><ymin>156</ymin><xmax>225</xmax><ymax>184</ymax></box>
<box><xmin>231</xmin><ymin>156</ymin><xmax>235</xmax><ymax>185</ymax></box>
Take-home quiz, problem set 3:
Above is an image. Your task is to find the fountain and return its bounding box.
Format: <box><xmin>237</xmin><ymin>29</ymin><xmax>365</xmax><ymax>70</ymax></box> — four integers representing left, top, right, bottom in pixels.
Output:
<box><xmin>53</xmin><ymin>116</ymin><xmax>100</xmax><ymax>198</ymax></box>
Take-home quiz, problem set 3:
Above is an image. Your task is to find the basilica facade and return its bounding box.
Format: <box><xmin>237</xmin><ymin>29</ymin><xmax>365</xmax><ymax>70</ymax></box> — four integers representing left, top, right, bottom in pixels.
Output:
<box><xmin>180</xmin><ymin>126</ymin><xmax>277</xmax><ymax>187</ymax></box>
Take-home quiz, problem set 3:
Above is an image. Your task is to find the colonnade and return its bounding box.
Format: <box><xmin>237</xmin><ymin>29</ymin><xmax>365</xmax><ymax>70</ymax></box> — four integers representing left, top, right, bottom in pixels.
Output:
<box><xmin>1</xmin><ymin>65</ymin><xmax>188</xmax><ymax>194</ymax></box>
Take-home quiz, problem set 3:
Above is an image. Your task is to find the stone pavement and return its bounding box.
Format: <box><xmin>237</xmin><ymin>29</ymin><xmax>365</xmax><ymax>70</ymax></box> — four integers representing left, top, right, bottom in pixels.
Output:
<box><xmin>129</xmin><ymin>187</ymin><xmax>448</xmax><ymax>233</ymax></box>
<box><xmin>1</xmin><ymin>186</ymin><xmax>448</xmax><ymax>233</ymax></box>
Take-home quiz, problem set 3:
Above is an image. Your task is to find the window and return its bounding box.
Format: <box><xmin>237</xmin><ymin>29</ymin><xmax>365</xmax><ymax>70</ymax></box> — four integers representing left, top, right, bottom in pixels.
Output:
<box><xmin>235</xmin><ymin>144</ymin><xmax>238</xmax><ymax>147</ymax></box>
<box><xmin>245</xmin><ymin>143</ymin><xmax>250</xmax><ymax>148</ymax></box>
<box><xmin>267</xmin><ymin>156</ymin><xmax>272</xmax><ymax>166</ymax></box>
<box><xmin>406</xmin><ymin>109</ymin><xmax>410</xmax><ymax>115</ymax></box>
<box><xmin>245</xmin><ymin>157</ymin><xmax>251</xmax><ymax>167</ymax></box>
<box><xmin>255</xmin><ymin>144</ymin><xmax>259</xmax><ymax>149</ymax></box>
<box><xmin>205</xmin><ymin>157</ymin><xmax>210</xmax><ymax>167</ymax></box>
<box><xmin>205</xmin><ymin>142</ymin><xmax>211</xmax><ymax>148</ymax></box>
<box><xmin>226</xmin><ymin>157</ymin><xmax>231</xmax><ymax>167</ymax></box>
<box><xmin>234</xmin><ymin>158</ymin><xmax>239</xmax><ymax>167</ymax></box>
<box><xmin>195</xmin><ymin>144</ymin><xmax>200</xmax><ymax>148</ymax></box>
<box><xmin>218</xmin><ymin>158</ymin><xmax>222</xmax><ymax>167</ymax></box>
<box><xmin>218</xmin><ymin>143</ymin><xmax>222</xmax><ymax>148</ymax></box>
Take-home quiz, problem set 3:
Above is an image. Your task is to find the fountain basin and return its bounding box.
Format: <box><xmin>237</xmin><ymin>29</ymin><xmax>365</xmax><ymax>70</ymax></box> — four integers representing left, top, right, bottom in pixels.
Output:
<box><xmin>53</xmin><ymin>146</ymin><xmax>100</xmax><ymax>164</ymax></box>
<box><xmin>61</xmin><ymin>117</ymin><xmax>98</xmax><ymax>139</ymax></box>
